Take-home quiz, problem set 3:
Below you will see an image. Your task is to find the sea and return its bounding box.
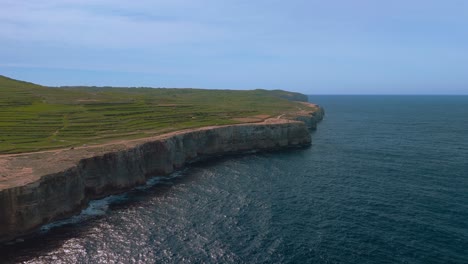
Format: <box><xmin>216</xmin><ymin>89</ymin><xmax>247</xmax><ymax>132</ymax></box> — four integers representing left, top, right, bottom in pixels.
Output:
<box><xmin>1</xmin><ymin>95</ymin><xmax>467</xmax><ymax>264</ymax></box>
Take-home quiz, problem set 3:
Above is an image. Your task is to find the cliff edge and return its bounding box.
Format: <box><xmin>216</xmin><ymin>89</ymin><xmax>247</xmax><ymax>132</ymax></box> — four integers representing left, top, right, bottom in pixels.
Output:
<box><xmin>0</xmin><ymin>105</ymin><xmax>324</xmax><ymax>243</ymax></box>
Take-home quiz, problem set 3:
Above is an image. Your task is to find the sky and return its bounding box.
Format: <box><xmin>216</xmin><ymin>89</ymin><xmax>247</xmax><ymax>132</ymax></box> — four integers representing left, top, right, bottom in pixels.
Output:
<box><xmin>1</xmin><ymin>0</ymin><xmax>468</xmax><ymax>94</ymax></box>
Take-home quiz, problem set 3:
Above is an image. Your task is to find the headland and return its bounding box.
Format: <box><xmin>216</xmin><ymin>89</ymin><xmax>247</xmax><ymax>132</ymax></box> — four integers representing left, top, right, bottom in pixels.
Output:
<box><xmin>0</xmin><ymin>75</ymin><xmax>324</xmax><ymax>243</ymax></box>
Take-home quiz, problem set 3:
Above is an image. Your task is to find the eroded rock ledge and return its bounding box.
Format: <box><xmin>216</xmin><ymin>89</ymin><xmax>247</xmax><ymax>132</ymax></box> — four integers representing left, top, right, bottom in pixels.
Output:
<box><xmin>0</xmin><ymin>106</ymin><xmax>324</xmax><ymax>243</ymax></box>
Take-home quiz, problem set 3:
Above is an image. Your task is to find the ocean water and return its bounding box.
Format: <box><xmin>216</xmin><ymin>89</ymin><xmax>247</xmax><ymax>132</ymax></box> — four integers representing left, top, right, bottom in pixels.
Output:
<box><xmin>1</xmin><ymin>95</ymin><xmax>468</xmax><ymax>263</ymax></box>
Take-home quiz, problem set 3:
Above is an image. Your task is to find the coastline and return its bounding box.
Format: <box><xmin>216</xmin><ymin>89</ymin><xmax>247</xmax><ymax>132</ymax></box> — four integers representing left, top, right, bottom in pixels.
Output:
<box><xmin>0</xmin><ymin>105</ymin><xmax>324</xmax><ymax>243</ymax></box>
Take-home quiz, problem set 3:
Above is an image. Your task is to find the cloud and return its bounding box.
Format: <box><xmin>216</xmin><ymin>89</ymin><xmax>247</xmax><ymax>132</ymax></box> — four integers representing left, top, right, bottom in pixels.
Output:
<box><xmin>0</xmin><ymin>0</ymin><xmax>229</xmax><ymax>49</ymax></box>
<box><xmin>1</xmin><ymin>0</ymin><xmax>467</xmax><ymax>93</ymax></box>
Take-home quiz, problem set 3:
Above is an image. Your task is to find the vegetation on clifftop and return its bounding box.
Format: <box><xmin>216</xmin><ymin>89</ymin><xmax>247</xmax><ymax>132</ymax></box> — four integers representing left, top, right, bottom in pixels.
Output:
<box><xmin>0</xmin><ymin>75</ymin><xmax>314</xmax><ymax>154</ymax></box>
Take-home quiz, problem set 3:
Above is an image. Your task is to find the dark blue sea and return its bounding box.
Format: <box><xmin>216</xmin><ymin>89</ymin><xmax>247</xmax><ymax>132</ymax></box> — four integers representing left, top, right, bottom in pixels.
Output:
<box><xmin>2</xmin><ymin>95</ymin><xmax>468</xmax><ymax>263</ymax></box>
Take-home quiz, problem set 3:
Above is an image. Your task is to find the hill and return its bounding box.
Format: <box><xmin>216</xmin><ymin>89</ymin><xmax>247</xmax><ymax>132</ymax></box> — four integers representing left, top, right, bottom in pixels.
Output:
<box><xmin>0</xmin><ymin>75</ymin><xmax>315</xmax><ymax>154</ymax></box>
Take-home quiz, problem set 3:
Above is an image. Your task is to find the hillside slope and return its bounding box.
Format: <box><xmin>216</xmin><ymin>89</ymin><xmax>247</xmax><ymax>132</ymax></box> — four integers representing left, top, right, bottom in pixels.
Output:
<box><xmin>0</xmin><ymin>75</ymin><xmax>316</xmax><ymax>154</ymax></box>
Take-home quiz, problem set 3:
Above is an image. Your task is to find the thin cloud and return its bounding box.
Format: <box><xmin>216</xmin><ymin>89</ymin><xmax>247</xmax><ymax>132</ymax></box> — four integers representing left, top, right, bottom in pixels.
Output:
<box><xmin>0</xmin><ymin>0</ymin><xmax>228</xmax><ymax>48</ymax></box>
<box><xmin>1</xmin><ymin>0</ymin><xmax>467</xmax><ymax>93</ymax></box>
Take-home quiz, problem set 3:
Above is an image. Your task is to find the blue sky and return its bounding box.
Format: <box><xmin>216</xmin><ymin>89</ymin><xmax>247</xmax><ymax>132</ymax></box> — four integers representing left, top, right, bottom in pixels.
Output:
<box><xmin>1</xmin><ymin>0</ymin><xmax>467</xmax><ymax>94</ymax></box>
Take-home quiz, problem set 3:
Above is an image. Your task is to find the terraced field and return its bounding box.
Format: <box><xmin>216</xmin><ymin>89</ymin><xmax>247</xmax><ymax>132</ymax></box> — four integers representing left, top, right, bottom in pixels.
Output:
<box><xmin>0</xmin><ymin>75</ymin><xmax>312</xmax><ymax>154</ymax></box>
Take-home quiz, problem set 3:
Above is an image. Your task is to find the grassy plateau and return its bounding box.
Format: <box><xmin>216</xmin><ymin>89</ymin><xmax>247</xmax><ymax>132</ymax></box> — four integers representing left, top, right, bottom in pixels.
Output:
<box><xmin>0</xmin><ymin>75</ymin><xmax>312</xmax><ymax>154</ymax></box>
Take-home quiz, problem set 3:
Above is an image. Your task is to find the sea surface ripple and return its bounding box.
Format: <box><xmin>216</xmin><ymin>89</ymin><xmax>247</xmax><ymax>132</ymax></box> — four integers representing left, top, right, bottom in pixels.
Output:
<box><xmin>1</xmin><ymin>95</ymin><xmax>468</xmax><ymax>263</ymax></box>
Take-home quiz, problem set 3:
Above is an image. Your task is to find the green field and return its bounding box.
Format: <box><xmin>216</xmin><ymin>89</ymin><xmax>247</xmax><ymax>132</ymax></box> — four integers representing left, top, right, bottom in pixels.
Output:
<box><xmin>0</xmin><ymin>75</ymin><xmax>312</xmax><ymax>154</ymax></box>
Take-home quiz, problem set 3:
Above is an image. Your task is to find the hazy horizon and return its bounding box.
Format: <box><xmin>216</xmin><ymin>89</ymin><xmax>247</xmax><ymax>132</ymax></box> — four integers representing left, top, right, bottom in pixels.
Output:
<box><xmin>1</xmin><ymin>0</ymin><xmax>467</xmax><ymax>95</ymax></box>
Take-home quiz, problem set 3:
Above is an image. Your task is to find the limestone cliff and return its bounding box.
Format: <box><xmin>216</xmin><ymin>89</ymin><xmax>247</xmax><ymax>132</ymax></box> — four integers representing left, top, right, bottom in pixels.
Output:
<box><xmin>290</xmin><ymin>103</ymin><xmax>325</xmax><ymax>130</ymax></box>
<box><xmin>0</xmin><ymin>118</ymin><xmax>322</xmax><ymax>243</ymax></box>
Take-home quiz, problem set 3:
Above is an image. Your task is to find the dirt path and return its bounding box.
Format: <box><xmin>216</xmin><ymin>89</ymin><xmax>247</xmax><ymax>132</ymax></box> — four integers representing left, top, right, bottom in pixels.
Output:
<box><xmin>0</xmin><ymin>103</ymin><xmax>321</xmax><ymax>190</ymax></box>
<box><xmin>0</xmin><ymin>120</ymin><xmax>266</xmax><ymax>159</ymax></box>
<box><xmin>0</xmin><ymin>118</ymin><xmax>302</xmax><ymax>189</ymax></box>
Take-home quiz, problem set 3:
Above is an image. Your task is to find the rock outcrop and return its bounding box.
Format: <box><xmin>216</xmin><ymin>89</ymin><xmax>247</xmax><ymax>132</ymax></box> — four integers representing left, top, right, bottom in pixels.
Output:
<box><xmin>0</xmin><ymin>115</ymin><xmax>323</xmax><ymax>243</ymax></box>
<box><xmin>289</xmin><ymin>103</ymin><xmax>325</xmax><ymax>130</ymax></box>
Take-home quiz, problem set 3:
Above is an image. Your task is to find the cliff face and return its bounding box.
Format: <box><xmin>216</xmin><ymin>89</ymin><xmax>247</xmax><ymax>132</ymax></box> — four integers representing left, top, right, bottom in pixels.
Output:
<box><xmin>0</xmin><ymin>120</ymin><xmax>315</xmax><ymax>243</ymax></box>
<box><xmin>290</xmin><ymin>105</ymin><xmax>325</xmax><ymax>130</ymax></box>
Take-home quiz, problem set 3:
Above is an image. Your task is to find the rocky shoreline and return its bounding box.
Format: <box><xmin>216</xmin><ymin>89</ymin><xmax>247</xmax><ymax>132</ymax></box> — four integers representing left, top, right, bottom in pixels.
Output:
<box><xmin>0</xmin><ymin>106</ymin><xmax>324</xmax><ymax>243</ymax></box>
